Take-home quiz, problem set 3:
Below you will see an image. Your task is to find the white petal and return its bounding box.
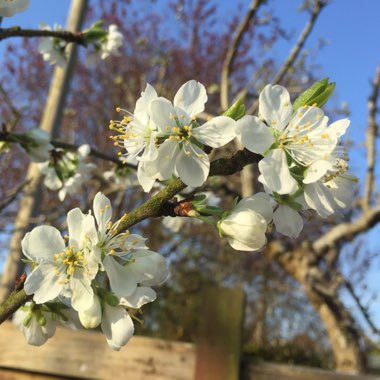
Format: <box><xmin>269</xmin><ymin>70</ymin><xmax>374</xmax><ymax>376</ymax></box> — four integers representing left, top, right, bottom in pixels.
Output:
<box><xmin>176</xmin><ymin>143</ymin><xmax>210</xmax><ymax>187</ymax></box>
<box><xmin>144</xmin><ymin>139</ymin><xmax>179</xmax><ymax>180</ymax></box>
<box><xmin>137</xmin><ymin>162</ymin><xmax>156</xmax><ymax>193</ymax></box>
<box><xmin>273</xmin><ymin>206</ymin><xmax>303</xmax><ymax>238</ymax></box>
<box><xmin>24</xmin><ymin>262</ymin><xmax>63</xmax><ymax>303</ymax></box>
<box><xmin>236</xmin><ymin>192</ymin><xmax>274</xmax><ymax>223</ymax></box>
<box><xmin>103</xmin><ymin>256</ymin><xmax>137</xmax><ymax>298</ymax></box>
<box><xmin>304</xmin><ymin>182</ymin><xmax>336</xmax><ymax>218</ymax></box>
<box><xmin>149</xmin><ymin>97</ymin><xmax>177</xmax><ymax>132</ymax></box>
<box><xmin>77</xmin><ymin>144</ymin><xmax>91</xmax><ymax>158</ymax></box>
<box><xmin>329</xmin><ymin>118</ymin><xmax>350</xmax><ymax>138</ymax></box>
<box><xmin>101</xmin><ymin>304</ymin><xmax>134</xmax><ymax>350</ymax></box>
<box><xmin>258</xmin><ymin>149</ymin><xmax>299</xmax><ymax>194</ymax></box>
<box><xmin>194</xmin><ymin>116</ymin><xmax>236</xmax><ymax>148</ymax></box>
<box><xmin>131</xmin><ymin>250</ymin><xmax>168</xmax><ymax>286</ymax></box>
<box><xmin>236</xmin><ymin>115</ymin><xmax>275</xmax><ymax>154</ymax></box>
<box><xmin>120</xmin><ymin>287</ymin><xmax>157</xmax><ymax>308</ymax></box>
<box><xmin>173</xmin><ymin>80</ymin><xmax>207</xmax><ymax>117</ymax></box>
<box><xmin>259</xmin><ymin>84</ymin><xmax>292</xmax><ymax>130</ymax></box>
<box><xmin>24</xmin><ymin>318</ymin><xmax>50</xmax><ymax>346</ymax></box>
<box><xmin>79</xmin><ymin>293</ymin><xmax>102</xmax><ymax>328</ymax></box>
<box><xmin>21</xmin><ymin>225</ymin><xmax>65</xmax><ymax>261</ymax></box>
<box><xmin>67</xmin><ymin>208</ymin><xmax>97</xmax><ymax>249</ymax></box>
<box><xmin>69</xmin><ymin>273</ymin><xmax>94</xmax><ymax>312</ymax></box>
<box><xmin>134</xmin><ymin>83</ymin><xmax>158</xmax><ymax>125</ymax></box>
<box><xmin>303</xmin><ymin>160</ymin><xmax>333</xmax><ymax>184</ymax></box>
<box><xmin>93</xmin><ymin>192</ymin><xmax>112</xmax><ymax>237</ymax></box>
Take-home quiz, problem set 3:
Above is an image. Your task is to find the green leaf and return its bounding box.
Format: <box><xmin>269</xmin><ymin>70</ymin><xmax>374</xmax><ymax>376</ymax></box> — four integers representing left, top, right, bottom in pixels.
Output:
<box><xmin>223</xmin><ymin>99</ymin><xmax>245</xmax><ymax>121</ymax></box>
<box><xmin>293</xmin><ymin>78</ymin><xmax>335</xmax><ymax>110</ymax></box>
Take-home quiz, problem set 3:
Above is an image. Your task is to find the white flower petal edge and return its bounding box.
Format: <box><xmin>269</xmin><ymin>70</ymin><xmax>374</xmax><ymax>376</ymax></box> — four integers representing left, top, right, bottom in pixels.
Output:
<box><xmin>273</xmin><ymin>205</ymin><xmax>303</xmax><ymax>238</ymax></box>
<box><xmin>101</xmin><ymin>303</ymin><xmax>134</xmax><ymax>350</ymax></box>
<box><xmin>236</xmin><ymin>115</ymin><xmax>275</xmax><ymax>154</ymax></box>
<box><xmin>258</xmin><ymin>149</ymin><xmax>299</xmax><ymax>194</ymax></box>
<box><xmin>220</xmin><ymin>210</ymin><xmax>267</xmax><ymax>252</ymax></box>
<box><xmin>259</xmin><ymin>84</ymin><xmax>292</xmax><ymax>130</ymax></box>
<box><xmin>173</xmin><ymin>80</ymin><xmax>207</xmax><ymax>117</ymax></box>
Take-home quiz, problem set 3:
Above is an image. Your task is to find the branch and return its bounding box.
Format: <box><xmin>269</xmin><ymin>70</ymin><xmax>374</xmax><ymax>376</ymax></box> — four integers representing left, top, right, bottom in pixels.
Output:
<box><xmin>0</xmin><ymin>148</ymin><xmax>261</xmax><ymax>322</ymax></box>
<box><xmin>51</xmin><ymin>140</ymin><xmax>128</xmax><ymax>166</ymax></box>
<box><xmin>345</xmin><ymin>280</ymin><xmax>380</xmax><ymax>336</ymax></box>
<box><xmin>0</xmin><ymin>289</ymin><xmax>32</xmax><ymax>324</ymax></box>
<box><xmin>220</xmin><ymin>0</ymin><xmax>264</xmax><ymax>110</ymax></box>
<box><xmin>0</xmin><ymin>27</ymin><xmax>86</xmax><ymax>45</ymax></box>
<box><xmin>0</xmin><ymin>132</ymin><xmax>134</xmax><ymax>168</ymax></box>
<box><xmin>245</xmin><ymin>0</ymin><xmax>326</xmax><ymax>114</ymax></box>
<box><xmin>111</xmin><ymin>148</ymin><xmax>261</xmax><ymax>232</ymax></box>
<box><xmin>362</xmin><ymin>65</ymin><xmax>380</xmax><ymax>210</ymax></box>
<box><xmin>0</xmin><ymin>180</ymin><xmax>29</xmax><ymax>213</ymax></box>
<box><xmin>312</xmin><ymin>205</ymin><xmax>380</xmax><ymax>254</ymax></box>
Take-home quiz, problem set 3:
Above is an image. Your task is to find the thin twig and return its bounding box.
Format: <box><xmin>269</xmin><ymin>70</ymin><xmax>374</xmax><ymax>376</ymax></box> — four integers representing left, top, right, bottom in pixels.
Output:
<box><xmin>246</xmin><ymin>0</ymin><xmax>326</xmax><ymax>114</ymax></box>
<box><xmin>0</xmin><ymin>180</ymin><xmax>30</xmax><ymax>213</ymax></box>
<box><xmin>345</xmin><ymin>280</ymin><xmax>380</xmax><ymax>336</ymax></box>
<box><xmin>312</xmin><ymin>205</ymin><xmax>380</xmax><ymax>254</ymax></box>
<box><xmin>0</xmin><ymin>27</ymin><xmax>86</xmax><ymax>45</ymax></box>
<box><xmin>362</xmin><ymin>65</ymin><xmax>380</xmax><ymax>210</ymax></box>
<box><xmin>220</xmin><ymin>0</ymin><xmax>264</xmax><ymax>111</ymax></box>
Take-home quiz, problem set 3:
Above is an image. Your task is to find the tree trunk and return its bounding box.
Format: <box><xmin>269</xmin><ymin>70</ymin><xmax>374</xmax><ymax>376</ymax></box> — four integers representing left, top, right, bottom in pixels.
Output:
<box><xmin>266</xmin><ymin>243</ymin><xmax>366</xmax><ymax>373</ymax></box>
<box><xmin>0</xmin><ymin>0</ymin><xmax>88</xmax><ymax>302</ymax></box>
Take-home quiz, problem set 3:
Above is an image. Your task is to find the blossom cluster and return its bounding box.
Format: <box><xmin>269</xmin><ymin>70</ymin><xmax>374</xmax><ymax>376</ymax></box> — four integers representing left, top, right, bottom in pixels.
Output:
<box><xmin>38</xmin><ymin>23</ymin><xmax>124</xmax><ymax>67</ymax></box>
<box><xmin>38</xmin><ymin>144</ymin><xmax>95</xmax><ymax>201</ymax></box>
<box><xmin>15</xmin><ymin>192</ymin><xmax>168</xmax><ymax>349</ymax></box>
<box><xmin>109</xmin><ymin>80</ymin><xmax>237</xmax><ymax>191</ymax></box>
<box><xmin>234</xmin><ymin>84</ymin><xmax>356</xmax><ymax>238</ymax></box>
<box><xmin>110</xmin><ymin>80</ymin><xmax>356</xmax><ymax>245</ymax></box>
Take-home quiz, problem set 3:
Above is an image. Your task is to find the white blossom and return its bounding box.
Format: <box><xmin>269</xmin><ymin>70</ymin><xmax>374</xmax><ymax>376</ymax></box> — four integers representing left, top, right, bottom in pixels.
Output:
<box><xmin>22</xmin><ymin>209</ymin><xmax>99</xmax><ymax>311</ymax></box>
<box><xmin>218</xmin><ymin>193</ymin><xmax>273</xmax><ymax>251</ymax></box>
<box><xmin>236</xmin><ymin>84</ymin><xmax>350</xmax><ymax>194</ymax></box>
<box><xmin>143</xmin><ymin>80</ymin><xmax>236</xmax><ymax>187</ymax></box>
<box><xmin>38</xmin><ymin>24</ymin><xmax>67</xmax><ymax>67</ymax></box>
<box><xmin>38</xmin><ymin>144</ymin><xmax>95</xmax><ymax>201</ymax></box>
<box><xmin>110</xmin><ymin>84</ymin><xmax>159</xmax><ymax>192</ymax></box>
<box><xmin>100</xmin><ymin>24</ymin><xmax>123</xmax><ymax>60</ymax></box>
<box><xmin>0</xmin><ymin>0</ymin><xmax>29</xmax><ymax>17</ymax></box>
<box><xmin>22</xmin><ymin>128</ymin><xmax>53</xmax><ymax>163</ymax></box>
<box><xmin>13</xmin><ymin>302</ymin><xmax>56</xmax><ymax>346</ymax></box>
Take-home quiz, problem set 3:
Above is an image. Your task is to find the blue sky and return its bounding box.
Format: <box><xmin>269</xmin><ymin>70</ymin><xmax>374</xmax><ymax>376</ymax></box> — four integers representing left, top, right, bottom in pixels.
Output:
<box><xmin>1</xmin><ymin>0</ymin><xmax>380</xmax><ymax>332</ymax></box>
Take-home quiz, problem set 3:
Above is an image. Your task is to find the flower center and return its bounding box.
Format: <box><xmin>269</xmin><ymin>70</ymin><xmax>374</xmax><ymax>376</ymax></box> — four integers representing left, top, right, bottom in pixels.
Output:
<box><xmin>53</xmin><ymin>246</ymin><xmax>87</xmax><ymax>283</ymax></box>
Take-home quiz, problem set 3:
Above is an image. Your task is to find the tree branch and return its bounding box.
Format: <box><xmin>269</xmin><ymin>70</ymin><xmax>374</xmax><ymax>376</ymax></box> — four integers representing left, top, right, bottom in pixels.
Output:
<box><xmin>312</xmin><ymin>205</ymin><xmax>380</xmax><ymax>254</ymax></box>
<box><xmin>245</xmin><ymin>0</ymin><xmax>326</xmax><ymax>114</ymax></box>
<box><xmin>345</xmin><ymin>280</ymin><xmax>380</xmax><ymax>336</ymax></box>
<box><xmin>362</xmin><ymin>65</ymin><xmax>380</xmax><ymax>210</ymax></box>
<box><xmin>220</xmin><ymin>0</ymin><xmax>264</xmax><ymax>110</ymax></box>
<box><xmin>0</xmin><ymin>27</ymin><xmax>86</xmax><ymax>45</ymax></box>
<box><xmin>0</xmin><ymin>289</ymin><xmax>32</xmax><ymax>324</ymax></box>
<box><xmin>0</xmin><ymin>148</ymin><xmax>261</xmax><ymax>322</ymax></box>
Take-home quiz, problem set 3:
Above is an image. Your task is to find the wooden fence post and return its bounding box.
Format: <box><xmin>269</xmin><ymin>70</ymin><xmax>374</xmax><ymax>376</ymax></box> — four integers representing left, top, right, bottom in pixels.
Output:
<box><xmin>194</xmin><ymin>286</ymin><xmax>245</xmax><ymax>380</ymax></box>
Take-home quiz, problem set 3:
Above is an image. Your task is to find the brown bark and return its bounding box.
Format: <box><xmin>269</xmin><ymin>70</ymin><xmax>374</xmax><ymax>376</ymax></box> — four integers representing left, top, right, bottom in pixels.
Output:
<box><xmin>266</xmin><ymin>242</ymin><xmax>366</xmax><ymax>373</ymax></box>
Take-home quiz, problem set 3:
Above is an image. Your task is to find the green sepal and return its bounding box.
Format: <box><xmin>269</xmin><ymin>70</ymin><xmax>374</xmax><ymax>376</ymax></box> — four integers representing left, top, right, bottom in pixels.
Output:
<box><xmin>83</xmin><ymin>20</ymin><xmax>107</xmax><ymax>42</ymax></box>
<box><xmin>105</xmin><ymin>293</ymin><xmax>119</xmax><ymax>307</ymax></box>
<box><xmin>22</xmin><ymin>313</ymin><xmax>33</xmax><ymax>327</ymax></box>
<box><xmin>223</xmin><ymin>99</ymin><xmax>245</xmax><ymax>121</ymax></box>
<box><xmin>293</xmin><ymin>78</ymin><xmax>335</xmax><ymax>110</ymax></box>
<box><xmin>36</xmin><ymin>313</ymin><xmax>47</xmax><ymax>327</ymax></box>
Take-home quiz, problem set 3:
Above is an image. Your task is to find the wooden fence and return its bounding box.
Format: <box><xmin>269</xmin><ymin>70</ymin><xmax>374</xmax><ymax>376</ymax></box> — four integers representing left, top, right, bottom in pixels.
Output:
<box><xmin>0</xmin><ymin>287</ymin><xmax>379</xmax><ymax>380</ymax></box>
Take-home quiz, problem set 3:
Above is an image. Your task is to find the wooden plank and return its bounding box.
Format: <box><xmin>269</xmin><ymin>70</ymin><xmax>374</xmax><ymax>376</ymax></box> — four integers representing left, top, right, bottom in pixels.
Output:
<box><xmin>194</xmin><ymin>286</ymin><xmax>245</xmax><ymax>380</ymax></box>
<box><xmin>243</xmin><ymin>362</ymin><xmax>380</xmax><ymax>380</ymax></box>
<box><xmin>0</xmin><ymin>322</ymin><xmax>196</xmax><ymax>380</ymax></box>
<box><xmin>0</xmin><ymin>368</ymin><xmax>69</xmax><ymax>379</ymax></box>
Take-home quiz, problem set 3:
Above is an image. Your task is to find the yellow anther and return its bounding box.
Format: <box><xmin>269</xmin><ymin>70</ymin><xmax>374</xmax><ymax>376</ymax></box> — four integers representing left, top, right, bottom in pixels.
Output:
<box><xmin>298</xmin><ymin>113</ymin><xmax>303</xmax><ymax>118</ymax></box>
<box><xmin>116</xmin><ymin>107</ymin><xmax>121</xmax><ymax>112</ymax></box>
